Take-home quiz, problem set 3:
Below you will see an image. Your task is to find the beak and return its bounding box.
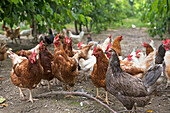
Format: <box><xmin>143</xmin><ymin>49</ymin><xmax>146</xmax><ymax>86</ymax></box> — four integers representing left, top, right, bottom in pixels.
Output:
<box><xmin>104</xmin><ymin>51</ymin><xmax>108</xmax><ymax>54</ymax></box>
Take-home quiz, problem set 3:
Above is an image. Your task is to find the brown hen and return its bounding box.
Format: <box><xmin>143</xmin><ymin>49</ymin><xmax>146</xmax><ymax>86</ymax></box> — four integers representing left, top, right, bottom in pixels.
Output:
<box><xmin>7</xmin><ymin>50</ymin><xmax>43</xmax><ymax>103</ymax></box>
<box><xmin>91</xmin><ymin>46</ymin><xmax>109</xmax><ymax>104</ymax></box>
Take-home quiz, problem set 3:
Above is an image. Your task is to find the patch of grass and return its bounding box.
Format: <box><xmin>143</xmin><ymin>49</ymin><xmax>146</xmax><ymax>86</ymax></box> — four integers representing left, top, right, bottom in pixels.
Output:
<box><xmin>109</xmin><ymin>17</ymin><xmax>150</xmax><ymax>29</ymax></box>
<box><xmin>65</xmin><ymin>22</ymin><xmax>74</xmax><ymax>29</ymax></box>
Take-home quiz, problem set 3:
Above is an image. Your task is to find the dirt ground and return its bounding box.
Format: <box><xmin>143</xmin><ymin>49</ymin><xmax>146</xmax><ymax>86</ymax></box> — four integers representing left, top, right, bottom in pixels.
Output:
<box><xmin>0</xmin><ymin>28</ymin><xmax>170</xmax><ymax>113</ymax></box>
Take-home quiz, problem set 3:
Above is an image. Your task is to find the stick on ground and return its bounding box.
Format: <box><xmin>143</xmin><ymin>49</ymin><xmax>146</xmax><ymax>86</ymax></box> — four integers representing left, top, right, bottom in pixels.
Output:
<box><xmin>37</xmin><ymin>91</ymin><xmax>117</xmax><ymax>113</ymax></box>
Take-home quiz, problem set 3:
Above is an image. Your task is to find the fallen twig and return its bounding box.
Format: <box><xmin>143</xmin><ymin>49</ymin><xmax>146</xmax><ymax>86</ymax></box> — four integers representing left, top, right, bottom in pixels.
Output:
<box><xmin>37</xmin><ymin>91</ymin><xmax>117</xmax><ymax>113</ymax></box>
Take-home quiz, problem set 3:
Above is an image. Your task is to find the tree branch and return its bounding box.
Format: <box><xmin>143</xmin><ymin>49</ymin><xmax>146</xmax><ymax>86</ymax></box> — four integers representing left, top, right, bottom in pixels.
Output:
<box><xmin>37</xmin><ymin>91</ymin><xmax>117</xmax><ymax>113</ymax></box>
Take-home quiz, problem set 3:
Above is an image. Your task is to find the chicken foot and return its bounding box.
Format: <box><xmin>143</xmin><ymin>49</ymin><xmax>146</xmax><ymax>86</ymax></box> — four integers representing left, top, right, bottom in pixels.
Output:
<box><xmin>19</xmin><ymin>88</ymin><xmax>25</xmax><ymax>100</ymax></box>
<box><xmin>47</xmin><ymin>81</ymin><xmax>51</xmax><ymax>90</ymax></box>
<box><xmin>64</xmin><ymin>87</ymin><xmax>74</xmax><ymax>98</ymax></box>
<box><xmin>96</xmin><ymin>88</ymin><xmax>103</xmax><ymax>100</ymax></box>
<box><xmin>27</xmin><ymin>89</ymin><xmax>38</xmax><ymax>103</ymax></box>
<box><xmin>103</xmin><ymin>91</ymin><xmax>109</xmax><ymax>104</ymax></box>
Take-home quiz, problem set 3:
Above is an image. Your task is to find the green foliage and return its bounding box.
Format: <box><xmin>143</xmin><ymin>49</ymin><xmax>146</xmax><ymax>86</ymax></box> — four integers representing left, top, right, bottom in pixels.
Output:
<box><xmin>0</xmin><ymin>0</ymin><xmax>138</xmax><ymax>34</ymax></box>
<box><xmin>142</xmin><ymin>0</ymin><xmax>170</xmax><ymax>39</ymax></box>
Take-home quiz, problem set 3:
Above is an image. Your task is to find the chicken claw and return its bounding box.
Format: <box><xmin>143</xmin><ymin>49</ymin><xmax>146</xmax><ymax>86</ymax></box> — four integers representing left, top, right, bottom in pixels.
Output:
<box><xmin>95</xmin><ymin>88</ymin><xmax>103</xmax><ymax>100</ymax></box>
<box><xmin>103</xmin><ymin>91</ymin><xmax>109</xmax><ymax>104</ymax></box>
<box><xmin>19</xmin><ymin>88</ymin><xmax>25</xmax><ymax>100</ymax></box>
<box><xmin>27</xmin><ymin>89</ymin><xmax>38</xmax><ymax>103</ymax></box>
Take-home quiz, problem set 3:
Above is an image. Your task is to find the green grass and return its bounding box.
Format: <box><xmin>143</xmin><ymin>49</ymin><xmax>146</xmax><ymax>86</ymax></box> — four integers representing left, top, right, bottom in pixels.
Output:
<box><xmin>65</xmin><ymin>22</ymin><xmax>74</xmax><ymax>29</ymax></box>
<box><xmin>109</xmin><ymin>17</ymin><xmax>150</xmax><ymax>29</ymax></box>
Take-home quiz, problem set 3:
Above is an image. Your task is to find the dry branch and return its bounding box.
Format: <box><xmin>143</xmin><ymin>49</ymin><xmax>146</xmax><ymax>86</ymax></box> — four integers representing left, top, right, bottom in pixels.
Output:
<box><xmin>37</xmin><ymin>91</ymin><xmax>117</xmax><ymax>113</ymax></box>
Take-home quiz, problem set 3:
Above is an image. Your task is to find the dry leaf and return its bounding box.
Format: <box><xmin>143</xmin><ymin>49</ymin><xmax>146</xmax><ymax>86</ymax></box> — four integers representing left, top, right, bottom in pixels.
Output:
<box><xmin>146</xmin><ymin>110</ymin><xmax>153</xmax><ymax>112</ymax></box>
<box><xmin>1</xmin><ymin>103</ymin><xmax>8</xmax><ymax>107</ymax></box>
<box><xmin>0</xmin><ymin>97</ymin><xmax>5</xmax><ymax>104</ymax></box>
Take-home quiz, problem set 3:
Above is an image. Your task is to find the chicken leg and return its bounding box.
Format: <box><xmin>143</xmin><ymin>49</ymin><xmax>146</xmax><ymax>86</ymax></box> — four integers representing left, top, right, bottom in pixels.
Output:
<box><xmin>47</xmin><ymin>81</ymin><xmax>51</xmax><ymax>90</ymax></box>
<box><xmin>96</xmin><ymin>88</ymin><xmax>102</xmax><ymax>100</ymax></box>
<box><xmin>19</xmin><ymin>88</ymin><xmax>25</xmax><ymax>100</ymax></box>
<box><xmin>27</xmin><ymin>89</ymin><xmax>38</xmax><ymax>103</ymax></box>
<box><xmin>104</xmin><ymin>91</ymin><xmax>109</xmax><ymax>104</ymax></box>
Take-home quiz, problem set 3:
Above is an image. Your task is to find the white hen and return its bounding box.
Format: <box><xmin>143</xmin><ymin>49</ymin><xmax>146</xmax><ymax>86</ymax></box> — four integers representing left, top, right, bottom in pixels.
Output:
<box><xmin>68</xmin><ymin>30</ymin><xmax>84</xmax><ymax>44</ymax></box>
<box><xmin>20</xmin><ymin>29</ymin><xmax>32</xmax><ymax>39</ymax></box>
<box><xmin>79</xmin><ymin>55</ymin><xmax>96</xmax><ymax>80</ymax></box>
<box><xmin>101</xmin><ymin>34</ymin><xmax>112</xmax><ymax>52</ymax></box>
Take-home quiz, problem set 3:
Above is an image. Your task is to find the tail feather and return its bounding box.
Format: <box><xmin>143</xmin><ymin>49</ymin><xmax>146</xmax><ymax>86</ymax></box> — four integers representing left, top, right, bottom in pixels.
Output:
<box><xmin>143</xmin><ymin>64</ymin><xmax>162</xmax><ymax>88</ymax></box>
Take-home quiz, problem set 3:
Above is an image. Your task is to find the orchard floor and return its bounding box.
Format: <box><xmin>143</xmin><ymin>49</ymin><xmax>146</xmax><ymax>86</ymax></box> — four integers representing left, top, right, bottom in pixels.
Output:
<box><xmin>0</xmin><ymin>28</ymin><xmax>170</xmax><ymax>113</ymax></box>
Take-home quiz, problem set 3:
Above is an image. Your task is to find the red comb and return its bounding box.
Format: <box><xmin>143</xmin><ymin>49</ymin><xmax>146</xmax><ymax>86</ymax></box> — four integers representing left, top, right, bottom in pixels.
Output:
<box><xmin>93</xmin><ymin>46</ymin><xmax>97</xmax><ymax>53</ymax></box>
<box><xmin>162</xmin><ymin>39</ymin><xmax>170</xmax><ymax>50</ymax></box>
<box><xmin>54</xmin><ymin>34</ymin><xmax>60</xmax><ymax>40</ymax></box>
<box><xmin>149</xmin><ymin>38</ymin><xmax>152</xmax><ymax>41</ymax></box>
<box><xmin>105</xmin><ymin>42</ymin><xmax>112</xmax><ymax>51</ymax></box>
<box><xmin>39</xmin><ymin>41</ymin><xmax>43</xmax><ymax>46</ymax></box>
<box><xmin>127</xmin><ymin>54</ymin><xmax>133</xmax><ymax>61</ymax></box>
<box><xmin>78</xmin><ymin>42</ymin><xmax>84</xmax><ymax>49</ymax></box>
<box><xmin>120</xmin><ymin>35</ymin><xmax>123</xmax><ymax>38</ymax></box>
<box><xmin>87</xmin><ymin>34</ymin><xmax>90</xmax><ymax>37</ymax></box>
<box><xmin>66</xmin><ymin>35</ymin><xmax>68</xmax><ymax>39</ymax></box>
<box><xmin>136</xmin><ymin>50</ymin><xmax>141</xmax><ymax>55</ymax></box>
<box><xmin>143</xmin><ymin>42</ymin><xmax>146</xmax><ymax>47</ymax></box>
<box><xmin>109</xmin><ymin>34</ymin><xmax>112</xmax><ymax>39</ymax></box>
<box><xmin>162</xmin><ymin>39</ymin><xmax>170</xmax><ymax>45</ymax></box>
<box><xmin>33</xmin><ymin>49</ymin><xmax>36</xmax><ymax>56</ymax></box>
<box><xmin>67</xmin><ymin>30</ymin><xmax>70</xmax><ymax>33</ymax></box>
<box><xmin>21</xmin><ymin>49</ymin><xmax>24</xmax><ymax>54</ymax></box>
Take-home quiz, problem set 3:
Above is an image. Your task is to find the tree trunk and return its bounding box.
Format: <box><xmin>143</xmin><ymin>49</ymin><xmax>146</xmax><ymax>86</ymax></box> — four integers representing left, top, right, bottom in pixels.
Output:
<box><xmin>167</xmin><ymin>0</ymin><xmax>170</xmax><ymax>34</ymax></box>
<box><xmin>74</xmin><ymin>20</ymin><xmax>79</xmax><ymax>34</ymax></box>
<box><xmin>32</xmin><ymin>15</ymin><xmax>38</xmax><ymax>43</ymax></box>
<box><xmin>90</xmin><ymin>20</ymin><xmax>93</xmax><ymax>32</ymax></box>
<box><xmin>10</xmin><ymin>25</ymin><xmax>18</xmax><ymax>44</ymax></box>
<box><xmin>168</xmin><ymin>22</ymin><xmax>170</xmax><ymax>34</ymax></box>
<box><xmin>85</xmin><ymin>18</ymin><xmax>88</xmax><ymax>32</ymax></box>
<box><xmin>79</xmin><ymin>22</ymin><xmax>82</xmax><ymax>32</ymax></box>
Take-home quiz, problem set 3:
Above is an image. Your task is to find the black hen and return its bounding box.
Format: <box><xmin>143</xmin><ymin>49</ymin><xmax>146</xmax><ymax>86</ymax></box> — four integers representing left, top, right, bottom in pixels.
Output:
<box><xmin>105</xmin><ymin>49</ymin><xmax>162</xmax><ymax>111</ymax></box>
<box><xmin>155</xmin><ymin>44</ymin><xmax>166</xmax><ymax>64</ymax></box>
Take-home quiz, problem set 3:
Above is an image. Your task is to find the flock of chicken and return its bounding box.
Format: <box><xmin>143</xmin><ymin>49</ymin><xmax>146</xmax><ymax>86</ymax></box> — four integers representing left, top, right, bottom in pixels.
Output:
<box><xmin>2</xmin><ymin>25</ymin><xmax>32</xmax><ymax>43</ymax></box>
<box><xmin>0</xmin><ymin>29</ymin><xmax>170</xmax><ymax>112</ymax></box>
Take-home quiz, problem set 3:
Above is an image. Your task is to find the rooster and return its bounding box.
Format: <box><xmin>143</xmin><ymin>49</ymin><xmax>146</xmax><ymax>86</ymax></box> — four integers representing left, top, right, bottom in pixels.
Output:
<box><xmin>7</xmin><ymin>50</ymin><xmax>43</xmax><ymax>103</ymax></box>
<box><xmin>162</xmin><ymin>39</ymin><xmax>170</xmax><ymax>88</ymax></box>
<box><xmin>0</xmin><ymin>39</ymin><xmax>7</xmax><ymax>65</ymax></box>
<box><xmin>67</xmin><ymin>30</ymin><xmax>84</xmax><ymax>45</ymax></box>
<box><xmin>105</xmin><ymin>48</ymin><xmax>162</xmax><ymax>111</ymax></box>
<box><xmin>39</xmin><ymin>41</ymin><xmax>54</xmax><ymax>90</ymax></box>
<box><xmin>52</xmin><ymin>34</ymin><xmax>79</xmax><ymax>91</ymax></box>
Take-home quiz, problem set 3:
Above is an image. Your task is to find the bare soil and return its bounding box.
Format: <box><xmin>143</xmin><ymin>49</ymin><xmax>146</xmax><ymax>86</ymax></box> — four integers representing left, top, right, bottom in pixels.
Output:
<box><xmin>0</xmin><ymin>28</ymin><xmax>170</xmax><ymax>113</ymax></box>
